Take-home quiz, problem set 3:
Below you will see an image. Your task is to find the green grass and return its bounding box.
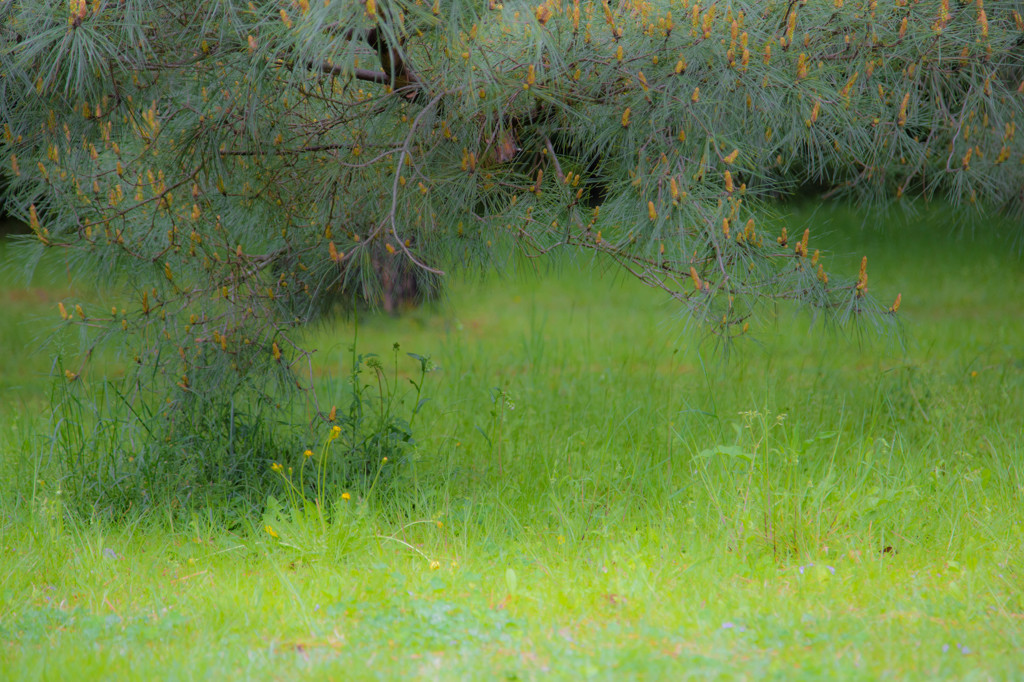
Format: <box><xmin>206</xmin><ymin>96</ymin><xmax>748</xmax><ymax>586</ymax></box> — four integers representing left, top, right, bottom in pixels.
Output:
<box><xmin>1</xmin><ymin>204</ymin><xmax>1023</xmax><ymax>679</ymax></box>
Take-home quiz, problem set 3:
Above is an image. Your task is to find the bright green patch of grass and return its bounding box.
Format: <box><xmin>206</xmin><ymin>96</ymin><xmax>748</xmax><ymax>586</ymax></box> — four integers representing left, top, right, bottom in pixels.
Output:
<box><xmin>1</xmin><ymin>204</ymin><xmax>1023</xmax><ymax>679</ymax></box>
<box><xmin>2</xmin><ymin>512</ymin><xmax>1020</xmax><ymax>679</ymax></box>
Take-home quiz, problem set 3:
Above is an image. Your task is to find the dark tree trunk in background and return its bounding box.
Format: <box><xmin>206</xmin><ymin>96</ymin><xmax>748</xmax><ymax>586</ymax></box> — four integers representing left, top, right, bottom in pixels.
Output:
<box><xmin>335</xmin><ymin>244</ymin><xmax>442</xmax><ymax>315</ymax></box>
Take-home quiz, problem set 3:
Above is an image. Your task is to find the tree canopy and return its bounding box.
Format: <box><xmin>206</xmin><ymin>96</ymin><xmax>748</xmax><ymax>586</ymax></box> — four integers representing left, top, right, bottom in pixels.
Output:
<box><xmin>1</xmin><ymin>0</ymin><xmax>1022</xmax><ymax>434</ymax></box>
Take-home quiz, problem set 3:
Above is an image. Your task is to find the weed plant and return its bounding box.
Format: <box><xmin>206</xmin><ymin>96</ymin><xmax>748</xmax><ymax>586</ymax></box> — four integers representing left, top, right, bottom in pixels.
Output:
<box><xmin>37</xmin><ymin>305</ymin><xmax>435</xmax><ymax>519</ymax></box>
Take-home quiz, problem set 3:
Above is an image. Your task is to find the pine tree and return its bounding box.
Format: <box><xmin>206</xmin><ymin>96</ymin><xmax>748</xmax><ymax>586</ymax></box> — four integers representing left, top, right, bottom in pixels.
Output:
<box><xmin>2</xmin><ymin>0</ymin><xmax>1022</xmax><ymax>452</ymax></box>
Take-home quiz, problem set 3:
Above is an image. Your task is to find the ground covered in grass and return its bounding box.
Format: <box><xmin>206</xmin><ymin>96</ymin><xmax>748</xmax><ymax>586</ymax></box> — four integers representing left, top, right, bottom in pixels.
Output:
<box><xmin>1</xmin><ymin>205</ymin><xmax>1023</xmax><ymax>679</ymax></box>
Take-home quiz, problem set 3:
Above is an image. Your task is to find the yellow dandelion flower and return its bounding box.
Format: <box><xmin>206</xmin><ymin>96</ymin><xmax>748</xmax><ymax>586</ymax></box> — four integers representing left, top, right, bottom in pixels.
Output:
<box><xmin>265</xmin><ymin>525</ymin><xmax>278</xmax><ymax>538</ymax></box>
<box><xmin>341</xmin><ymin>492</ymin><xmax>351</xmax><ymax>500</ymax></box>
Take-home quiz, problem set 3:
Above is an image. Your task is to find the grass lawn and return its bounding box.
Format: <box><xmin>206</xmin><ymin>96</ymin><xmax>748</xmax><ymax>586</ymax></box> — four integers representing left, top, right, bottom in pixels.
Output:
<box><xmin>1</xmin><ymin>204</ymin><xmax>1022</xmax><ymax>679</ymax></box>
